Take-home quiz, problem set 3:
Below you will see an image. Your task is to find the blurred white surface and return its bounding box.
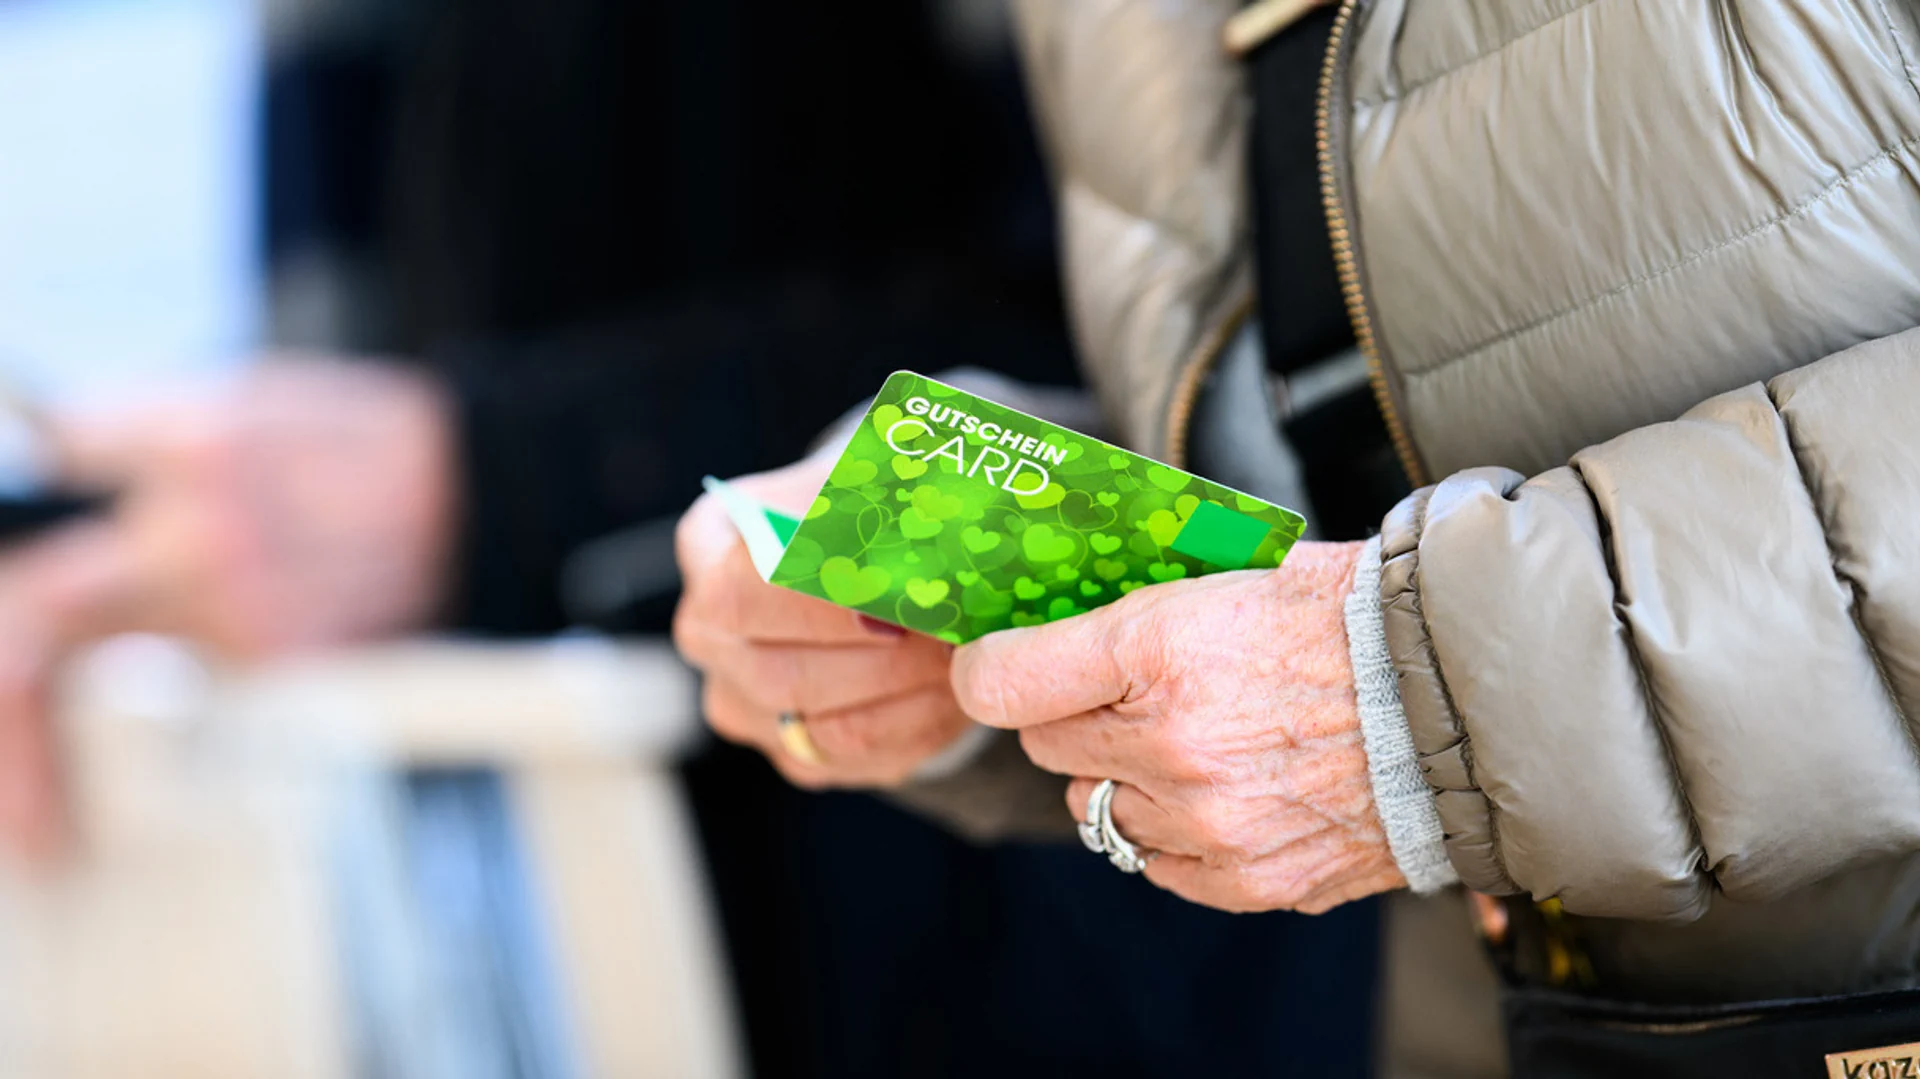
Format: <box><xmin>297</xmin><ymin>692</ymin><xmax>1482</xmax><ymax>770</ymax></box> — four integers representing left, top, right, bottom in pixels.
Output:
<box><xmin>0</xmin><ymin>637</ymin><xmax>741</xmax><ymax>1079</ymax></box>
<box><xmin>0</xmin><ymin>0</ymin><xmax>258</xmax><ymax>405</ymax></box>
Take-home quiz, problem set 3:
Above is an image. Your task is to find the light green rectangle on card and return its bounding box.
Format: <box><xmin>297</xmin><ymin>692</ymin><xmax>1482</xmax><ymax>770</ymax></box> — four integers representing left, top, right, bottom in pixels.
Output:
<box><xmin>1167</xmin><ymin>499</ymin><xmax>1272</xmax><ymax>570</ymax></box>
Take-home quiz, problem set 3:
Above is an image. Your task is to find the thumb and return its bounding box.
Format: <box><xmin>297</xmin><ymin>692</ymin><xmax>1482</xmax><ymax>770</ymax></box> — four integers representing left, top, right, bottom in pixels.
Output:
<box><xmin>950</xmin><ymin>603</ymin><xmax>1135</xmax><ymax>729</ymax></box>
<box><xmin>676</xmin><ymin>453</ymin><xmax>834</xmax><ymax>581</ymax></box>
<box><xmin>674</xmin><ymin>490</ymin><xmax>744</xmax><ymax>583</ymax></box>
<box><xmin>6</xmin><ymin>518</ymin><xmax>157</xmax><ymax>648</ymax></box>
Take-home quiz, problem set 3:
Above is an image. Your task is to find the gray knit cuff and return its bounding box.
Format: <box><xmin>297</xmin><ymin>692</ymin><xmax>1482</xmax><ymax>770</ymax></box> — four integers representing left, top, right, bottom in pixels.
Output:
<box><xmin>1345</xmin><ymin>535</ymin><xmax>1458</xmax><ymax>894</ymax></box>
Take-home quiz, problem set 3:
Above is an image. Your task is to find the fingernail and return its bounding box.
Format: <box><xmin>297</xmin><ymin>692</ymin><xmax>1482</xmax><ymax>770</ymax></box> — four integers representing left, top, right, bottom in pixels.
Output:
<box><xmin>857</xmin><ymin>614</ymin><xmax>906</xmax><ymax>638</ymax></box>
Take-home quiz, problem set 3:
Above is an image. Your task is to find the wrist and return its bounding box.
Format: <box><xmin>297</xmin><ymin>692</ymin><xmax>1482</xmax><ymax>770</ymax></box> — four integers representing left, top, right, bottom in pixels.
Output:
<box><xmin>1345</xmin><ymin>535</ymin><xmax>1459</xmax><ymax>894</ymax></box>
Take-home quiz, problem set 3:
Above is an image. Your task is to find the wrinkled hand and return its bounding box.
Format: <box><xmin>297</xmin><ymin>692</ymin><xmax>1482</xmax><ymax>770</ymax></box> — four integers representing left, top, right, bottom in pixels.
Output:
<box><xmin>951</xmin><ymin>541</ymin><xmax>1405</xmax><ymax>914</ymax></box>
<box><xmin>674</xmin><ymin>454</ymin><xmax>975</xmax><ymax>788</ymax></box>
<box><xmin>0</xmin><ymin>356</ymin><xmax>456</xmax><ymax>860</ymax></box>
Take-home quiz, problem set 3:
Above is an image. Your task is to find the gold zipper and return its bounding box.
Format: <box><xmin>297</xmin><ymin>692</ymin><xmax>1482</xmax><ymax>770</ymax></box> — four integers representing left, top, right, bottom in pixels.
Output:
<box><xmin>1316</xmin><ymin>0</ymin><xmax>1427</xmax><ymax>486</ymax></box>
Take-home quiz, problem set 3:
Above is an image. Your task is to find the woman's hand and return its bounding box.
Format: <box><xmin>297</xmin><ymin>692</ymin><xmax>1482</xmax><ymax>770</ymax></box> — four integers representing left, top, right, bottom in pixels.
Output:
<box><xmin>673</xmin><ymin>455</ymin><xmax>976</xmax><ymax>788</ymax></box>
<box><xmin>950</xmin><ymin>541</ymin><xmax>1405</xmax><ymax>913</ymax></box>
<box><xmin>0</xmin><ymin>356</ymin><xmax>457</xmax><ymax>861</ymax></box>
<box><xmin>52</xmin><ymin>356</ymin><xmax>457</xmax><ymax>655</ymax></box>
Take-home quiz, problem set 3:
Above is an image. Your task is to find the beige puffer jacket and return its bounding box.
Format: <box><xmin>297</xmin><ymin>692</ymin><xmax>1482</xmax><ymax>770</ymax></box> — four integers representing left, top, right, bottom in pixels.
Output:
<box><xmin>984</xmin><ymin>0</ymin><xmax>1920</xmax><ymax>1014</ymax></box>
<box><xmin>1352</xmin><ymin>0</ymin><xmax>1920</xmax><ymax>922</ymax></box>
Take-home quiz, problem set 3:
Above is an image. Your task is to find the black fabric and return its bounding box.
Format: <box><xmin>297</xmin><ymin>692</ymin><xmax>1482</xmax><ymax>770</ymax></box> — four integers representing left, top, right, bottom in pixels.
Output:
<box><xmin>1281</xmin><ymin>386</ymin><xmax>1412</xmax><ymax>541</ymax></box>
<box><xmin>1245</xmin><ymin>8</ymin><xmax>1353</xmax><ymax>378</ymax></box>
<box><xmin>1505</xmin><ymin>985</ymin><xmax>1920</xmax><ymax>1078</ymax></box>
<box><xmin>687</xmin><ymin>751</ymin><xmax>1380</xmax><ymax>1079</ymax></box>
<box><xmin>387</xmin><ymin>0</ymin><xmax>1064</xmax><ymax>348</ymax></box>
<box><xmin>1245</xmin><ymin>12</ymin><xmax>1410</xmax><ymax>537</ymax></box>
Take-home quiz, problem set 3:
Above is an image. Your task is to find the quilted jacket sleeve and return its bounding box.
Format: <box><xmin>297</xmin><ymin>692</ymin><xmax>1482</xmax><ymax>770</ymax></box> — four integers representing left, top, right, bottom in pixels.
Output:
<box><xmin>1383</xmin><ymin>327</ymin><xmax>1920</xmax><ymax>921</ymax></box>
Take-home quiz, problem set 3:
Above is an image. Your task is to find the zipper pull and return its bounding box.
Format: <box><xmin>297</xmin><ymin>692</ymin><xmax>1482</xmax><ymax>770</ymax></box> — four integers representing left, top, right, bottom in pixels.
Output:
<box><xmin>1222</xmin><ymin>0</ymin><xmax>1333</xmax><ymax>57</ymax></box>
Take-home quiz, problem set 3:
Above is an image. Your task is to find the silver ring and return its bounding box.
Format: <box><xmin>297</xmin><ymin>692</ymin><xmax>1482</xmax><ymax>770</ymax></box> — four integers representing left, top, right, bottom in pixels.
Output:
<box><xmin>1089</xmin><ymin>778</ymin><xmax>1154</xmax><ymax>874</ymax></box>
<box><xmin>1080</xmin><ymin>778</ymin><xmax>1116</xmax><ymax>853</ymax></box>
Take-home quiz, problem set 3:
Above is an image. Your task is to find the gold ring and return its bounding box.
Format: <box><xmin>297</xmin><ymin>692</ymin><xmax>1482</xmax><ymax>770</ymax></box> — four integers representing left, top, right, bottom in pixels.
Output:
<box><xmin>777</xmin><ymin>712</ymin><xmax>825</xmax><ymax>765</ymax></box>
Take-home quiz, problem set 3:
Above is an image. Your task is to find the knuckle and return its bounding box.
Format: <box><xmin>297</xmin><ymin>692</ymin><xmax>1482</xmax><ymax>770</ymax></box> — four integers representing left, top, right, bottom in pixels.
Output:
<box><xmin>669</xmin><ymin>605</ymin><xmax>707</xmax><ymax>667</ymax></box>
<box><xmin>710</xmin><ymin>567</ymin><xmax>753</xmax><ymax>635</ymax></box>
<box><xmin>699</xmin><ymin>683</ymin><xmax>755</xmax><ymax>744</ymax></box>
<box><xmin>1102</xmin><ymin>611</ymin><xmax>1147</xmax><ymax>690</ymax></box>
<box><xmin>1107</xmin><ymin>610</ymin><xmax>1180</xmax><ymax>711</ymax></box>
<box><xmin>742</xmin><ymin>648</ymin><xmax>802</xmax><ymax>710</ymax></box>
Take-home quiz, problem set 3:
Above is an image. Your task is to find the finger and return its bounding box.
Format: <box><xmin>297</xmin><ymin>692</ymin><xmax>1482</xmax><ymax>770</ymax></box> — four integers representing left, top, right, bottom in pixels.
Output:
<box><xmin>1140</xmin><ymin>853</ymin><xmax>1247</xmax><ymax>909</ymax></box>
<box><xmin>0</xmin><ymin>635</ymin><xmax>68</xmax><ymax>864</ymax></box>
<box><xmin>674</xmin><ymin>490</ymin><xmax>751</xmax><ymax>582</ymax></box>
<box><xmin>674</xmin><ymin>624</ymin><xmax>949</xmax><ymax>714</ymax></box>
<box><xmin>702</xmin><ymin>674</ymin><xmax>973</xmax><ymax>788</ymax></box>
<box><xmin>1</xmin><ymin>519</ymin><xmax>162</xmax><ymax>647</ymax></box>
<box><xmin>1234</xmin><ymin>825</ymin><xmax>1404</xmax><ymax>913</ymax></box>
<box><xmin>1017</xmin><ymin>708</ymin><xmax>1156</xmax><ymax>782</ymax></box>
<box><xmin>1144</xmin><ymin>837</ymin><xmax>1399</xmax><ymax>915</ymax></box>
<box><xmin>1144</xmin><ymin>852</ymin><xmax>1298</xmax><ymax>914</ymax></box>
<box><xmin>949</xmin><ymin>605</ymin><xmax>1136</xmax><ymax>729</ymax></box>
<box><xmin>716</xmin><ymin>461</ymin><xmax>833</xmax><ymax>519</ymax></box>
<box><xmin>802</xmin><ymin>685</ymin><xmax>974</xmax><ymax>785</ymax></box>
<box><xmin>681</xmin><ymin>542</ymin><xmax>885</xmax><ymax>645</ymax></box>
<box><xmin>702</xmin><ymin>678</ymin><xmax>834</xmax><ymax>792</ymax></box>
<box><xmin>111</xmin><ymin>481</ymin><xmax>277</xmax><ymax>654</ymax></box>
<box><xmin>1291</xmin><ymin>866</ymin><xmax>1408</xmax><ymax>915</ymax></box>
<box><xmin>1064</xmin><ymin>776</ymin><xmax>1201</xmax><ymax>857</ymax></box>
<box><xmin>673</xmin><ymin>460</ymin><xmax>825</xmax><ymax>583</ymax></box>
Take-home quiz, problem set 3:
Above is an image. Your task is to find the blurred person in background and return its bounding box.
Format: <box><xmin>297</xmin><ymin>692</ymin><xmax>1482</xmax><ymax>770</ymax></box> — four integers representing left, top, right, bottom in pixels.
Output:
<box><xmin>676</xmin><ymin>1</ymin><xmax>1920</xmax><ymax>1076</ymax></box>
<box><xmin>0</xmin><ymin>0</ymin><xmax>1376</xmax><ymax>1076</ymax></box>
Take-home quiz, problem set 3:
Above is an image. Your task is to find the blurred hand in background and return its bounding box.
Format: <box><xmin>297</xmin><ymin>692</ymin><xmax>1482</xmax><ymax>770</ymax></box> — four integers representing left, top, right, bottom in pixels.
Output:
<box><xmin>674</xmin><ymin>454</ymin><xmax>975</xmax><ymax>789</ymax></box>
<box><xmin>0</xmin><ymin>356</ymin><xmax>456</xmax><ymax>859</ymax></box>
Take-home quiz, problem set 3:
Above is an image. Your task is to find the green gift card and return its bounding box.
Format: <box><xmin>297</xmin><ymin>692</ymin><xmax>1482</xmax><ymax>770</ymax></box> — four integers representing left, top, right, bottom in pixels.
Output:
<box><xmin>707</xmin><ymin>371</ymin><xmax>1306</xmax><ymax>644</ymax></box>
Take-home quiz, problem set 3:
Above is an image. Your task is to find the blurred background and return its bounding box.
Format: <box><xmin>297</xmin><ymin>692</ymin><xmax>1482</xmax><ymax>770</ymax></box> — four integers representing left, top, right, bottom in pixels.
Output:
<box><xmin>0</xmin><ymin>0</ymin><xmax>1378</xmax><ymax>1075</ymax></box>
